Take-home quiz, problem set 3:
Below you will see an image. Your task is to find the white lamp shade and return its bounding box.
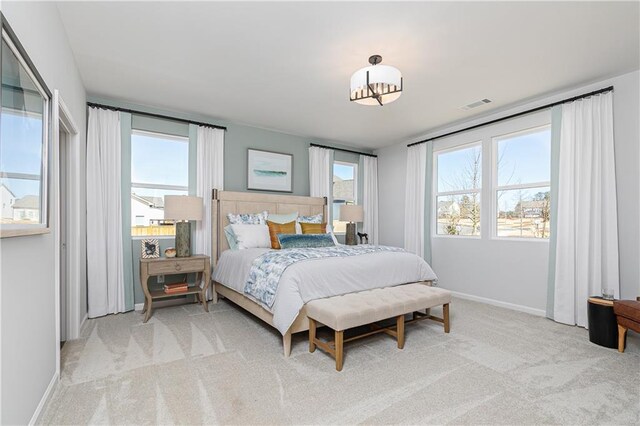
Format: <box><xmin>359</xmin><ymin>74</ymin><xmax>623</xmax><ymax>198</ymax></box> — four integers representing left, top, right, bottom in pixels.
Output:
<box><xmin>350</xmin><ymin>64</ymin><xmax>402</xmax><ymax>106</ymax></box>
<box><xmin>164</xmin><ymin>195</ymin><xmax>203</xmax><ymax>221</ymax></box>
<box><xmin>340</xmin><ymin>204</ymin><xmax>364</xmax><ymax>223</ymax></box>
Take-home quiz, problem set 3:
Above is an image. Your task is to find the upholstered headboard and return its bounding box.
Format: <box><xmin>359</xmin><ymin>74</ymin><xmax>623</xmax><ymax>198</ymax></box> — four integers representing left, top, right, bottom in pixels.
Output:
<box><xmin>211</xmin><ymin>190</ymin><xmax>327</xmax><ymax>265</ymax></box>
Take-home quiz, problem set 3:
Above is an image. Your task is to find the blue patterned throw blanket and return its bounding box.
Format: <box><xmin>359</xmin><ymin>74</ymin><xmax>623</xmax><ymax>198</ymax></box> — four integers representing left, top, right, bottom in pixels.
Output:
<box><xmin>244</xmin><ymin>245</ymin><xmax>405</xmax><ymax>308</ymax></box>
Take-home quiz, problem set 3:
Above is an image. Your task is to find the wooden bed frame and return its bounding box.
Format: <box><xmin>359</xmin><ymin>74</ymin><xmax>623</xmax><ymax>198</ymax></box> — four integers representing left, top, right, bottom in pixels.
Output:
<box><xmin>210</xmin><ymin>190</ymin><xmax>327</xmax><ymax>357</ymax></box>
<box><xmin>209</xmin><ymin>189</ymin><xmax>433</xmax><ymax>357</ymax></box>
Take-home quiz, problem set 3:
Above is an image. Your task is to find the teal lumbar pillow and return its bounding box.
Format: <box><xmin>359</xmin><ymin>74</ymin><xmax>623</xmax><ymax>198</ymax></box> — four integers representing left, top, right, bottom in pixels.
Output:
<box><xmin>277</xmin><ymin>233</ymin><xmax>335</xmax><ymax>249</ymax></box>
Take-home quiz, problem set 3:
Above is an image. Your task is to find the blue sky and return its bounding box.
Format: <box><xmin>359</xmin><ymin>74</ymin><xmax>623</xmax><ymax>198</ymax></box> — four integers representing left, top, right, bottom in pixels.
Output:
<box><xmin>437</xmin><ymin>127</ymin><xmax>550</xmax><ymax>193</ymax></box>
<box><xmin>497</xmin><ymin>128</ymin><xmax>551</xmax><ymax>186</ymax></box>
<box><xmin>334</xmin><ymin>163</ymin><xmax>355</xmax><ymax>180</ymax></box>
<box><xmin>1</xmin><ymin>113</ymin><xmax>43</xmax><ymax>198</ymax></box>
<box><xmin>131</xmin><ymin>133</ymin><xmax>188</xmax><ymax>187</ymax></box>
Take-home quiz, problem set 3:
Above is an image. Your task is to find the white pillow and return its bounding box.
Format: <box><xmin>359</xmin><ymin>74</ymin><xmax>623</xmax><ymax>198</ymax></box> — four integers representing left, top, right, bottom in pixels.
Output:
<box><xmin>229</xmin><ymin>224</ymin><xmax>271</xmax><ymax>249</ymax></box>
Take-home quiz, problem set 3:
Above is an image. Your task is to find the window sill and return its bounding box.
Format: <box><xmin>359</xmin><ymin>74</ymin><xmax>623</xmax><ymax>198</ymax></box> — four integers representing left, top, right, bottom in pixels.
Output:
<box><xmin>1</xmin><ymin>227</ymin><xmax>51</xmax><ymax>238</ymax></box>
<box><xmin>432</xmin><ymin>234</ymin><xmax>481</xmax><ymax>240</ymax></box>
<box><xmin>131</xmin><ymin>235</ymin><xmax>175</xmax><ymax>240</ymax></box>
<box><xmin>491</xmin><ymin>237</ymin><xmax>550</xmax><ymax>243</ymax></box>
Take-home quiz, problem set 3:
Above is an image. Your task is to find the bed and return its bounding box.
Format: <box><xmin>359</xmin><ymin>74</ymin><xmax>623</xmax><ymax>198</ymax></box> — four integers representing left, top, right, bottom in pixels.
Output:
<box><xmin>210</xmin><ymin>190</ymin><xmax>437</xmax><ymax>356</ymax></box>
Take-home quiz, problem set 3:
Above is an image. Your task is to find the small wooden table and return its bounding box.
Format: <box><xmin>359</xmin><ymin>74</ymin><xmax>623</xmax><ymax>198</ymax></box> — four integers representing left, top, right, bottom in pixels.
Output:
<box><xmin>139</xmin><ymin>255</ymin><xmax>211</xmax><ymax>323</ymax></box>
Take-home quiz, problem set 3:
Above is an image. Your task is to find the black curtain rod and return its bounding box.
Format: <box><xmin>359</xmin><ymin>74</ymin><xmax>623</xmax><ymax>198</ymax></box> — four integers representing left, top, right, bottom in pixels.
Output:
<box><xmin>407</xmin><ymin>86</ymin><xmax>614</xmax><ymax>148</ymax></box>
<box><xmin>310</xmin><ymin>143</ymin><xmax>377</xmax><ymax>158</ymax></box>
<box><xmin>87</xmin><ymin>102</ymin><xmax>227</xmax><ymax>131</ymax></box>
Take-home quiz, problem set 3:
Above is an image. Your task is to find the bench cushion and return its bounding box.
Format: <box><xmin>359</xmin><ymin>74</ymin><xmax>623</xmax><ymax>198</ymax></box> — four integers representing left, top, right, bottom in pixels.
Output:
<box><xmin>306</xmin><ymin>283</ymin><xmax>451</xmax><ymax>331</ymax></box>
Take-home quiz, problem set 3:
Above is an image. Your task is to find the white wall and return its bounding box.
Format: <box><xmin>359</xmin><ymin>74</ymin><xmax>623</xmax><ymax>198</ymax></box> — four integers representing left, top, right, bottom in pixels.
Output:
<box><xmin>377</xmin><ymin>142</ymin><xmax>407</xmax><ymax>248</ymax></box>
<box><xmin>376</xmin><ymin>70</ymin><xmax>640</xmax><ymax>311</ymax></box>
<box><xmin>0</xmin><ymin>2</ymin><xmax>87</xmax><ymax>424</ymax></box>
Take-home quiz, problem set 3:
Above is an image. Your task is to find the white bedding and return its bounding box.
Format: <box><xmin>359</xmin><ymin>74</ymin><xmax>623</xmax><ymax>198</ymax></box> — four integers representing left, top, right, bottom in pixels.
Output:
<box><xmin>213</xmin><ymin>247</ymin><xmax>438</xmax><ymax>334</ymax></box>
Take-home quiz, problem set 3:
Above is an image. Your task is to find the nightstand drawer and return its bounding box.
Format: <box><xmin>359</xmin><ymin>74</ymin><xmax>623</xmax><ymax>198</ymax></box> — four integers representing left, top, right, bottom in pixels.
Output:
<box><xmin>148</xmin><ymin>258</ymin><xmax>205</xmax><ymax>275</ymax></box>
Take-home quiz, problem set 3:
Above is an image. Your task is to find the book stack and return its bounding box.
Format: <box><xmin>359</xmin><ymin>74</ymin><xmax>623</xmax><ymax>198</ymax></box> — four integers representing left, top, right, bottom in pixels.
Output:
<box><xmin>164</xmin><ymin>283</ymin><xmax>188</xmax><ymax>294</ymax></box>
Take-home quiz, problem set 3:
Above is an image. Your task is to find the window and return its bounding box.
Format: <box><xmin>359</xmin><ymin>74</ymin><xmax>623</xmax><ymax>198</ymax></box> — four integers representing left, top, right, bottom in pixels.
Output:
<box><xmin>494</xmin><ymin>126</ymin><xmax>551</xmax><ymax>239</ymax></box>
<box><xmin>0</xmin><ymin>28</ymin><xmax>50</xmax><ymax>234</ymax></box>
<box><xmin>435</xmin><ymin>143</ymin><xmax>482</xmax><ymax>236</ymax></box>
<box><xmin>332</xmin><ymin>161</ymin><xmax>357</xmax><ymax>233</ymax></box>
<box><xmin>131</xmin><ymin>130</ymin><xmax>189</xmax><ymax>236</ymax></box>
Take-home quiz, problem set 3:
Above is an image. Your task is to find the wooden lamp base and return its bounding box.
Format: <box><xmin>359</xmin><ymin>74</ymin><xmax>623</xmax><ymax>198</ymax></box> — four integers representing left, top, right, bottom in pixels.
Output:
<box><xmin>345</xmin><ymin>222</ymin><xmax>357</xmax><ymax>246</ymax></box>
<box><xmin>175</xmin><ymin>221</ymin><xmax>191</xmax><ymax>257</ymax></box>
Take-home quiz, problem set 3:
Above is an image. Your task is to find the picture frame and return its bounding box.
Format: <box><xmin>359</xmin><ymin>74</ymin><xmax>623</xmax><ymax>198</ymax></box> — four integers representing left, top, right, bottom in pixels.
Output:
<box><xmin>247</xmin><ymin>148</ymin><xmax>293</xmax><ymax>193</ymax></box>
<box><xmin>141</xmin><ymin>238</ymin><xmax>160</xmax><ymax>259</ymax></box>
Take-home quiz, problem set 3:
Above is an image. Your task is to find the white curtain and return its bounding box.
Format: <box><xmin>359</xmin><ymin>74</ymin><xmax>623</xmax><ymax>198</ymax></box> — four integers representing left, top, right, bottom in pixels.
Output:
<box><xmin>194</xmin><ymin>126</ymin><xmax>224</xmax><ymax>262</ymax></box>
<box><xmin>309</xmin><ymin>146</ymin><xmax>334</xmax><ymax>221</ymax></box>
<box><xmin>553</xmin><ymin>91</ymin><xmax>619</xmax><ymax>327</ymax></box>
<box><xmin>87</xmin><ymin>107</ymin><xmax>125</xmax><ymax>317</ymax></box>
<box><xmin>362</xmin><ymin>155</ymin><xmax>379</xmax><ymax>245</ymax></box>
<box><xmin>404</xmin><ymin>144</ymin><xmax>427</xmax><ymax>257</ymax></box>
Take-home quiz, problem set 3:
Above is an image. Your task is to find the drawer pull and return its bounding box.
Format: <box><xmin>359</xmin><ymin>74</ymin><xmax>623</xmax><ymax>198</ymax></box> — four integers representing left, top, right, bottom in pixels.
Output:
<box><xmin>175</xmin><ymin>264</ymin><xmax>182</xmax><ymax>271</ymax></box>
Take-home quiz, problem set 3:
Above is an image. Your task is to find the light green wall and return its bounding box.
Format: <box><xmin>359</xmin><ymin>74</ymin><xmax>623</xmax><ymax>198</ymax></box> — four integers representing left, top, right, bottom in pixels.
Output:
<box><xmin>132</xmin><ymin>114</ymin><xmax>189</xmax><ymax>137</ymax></box>
<box><xmin>224</xmin><ymin>124</ymin><xmax>311</xmax><ymax>196</ymax></box>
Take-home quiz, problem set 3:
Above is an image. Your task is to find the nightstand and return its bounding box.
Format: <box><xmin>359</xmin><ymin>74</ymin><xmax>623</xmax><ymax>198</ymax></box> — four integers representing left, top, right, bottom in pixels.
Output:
<box><xmin>139</xmin><ymin>255</ymin><xmax>211</xmax><ymax>322</ymax></box>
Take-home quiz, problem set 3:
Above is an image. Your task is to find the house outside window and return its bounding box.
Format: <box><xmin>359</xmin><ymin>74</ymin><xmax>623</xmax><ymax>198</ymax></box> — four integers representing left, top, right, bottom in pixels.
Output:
<box><xmin>332</xmin><ymin>161</ymin><xmax>357</xmax><ymax>234</ymax></box>
<box><xmin>130</xmin><ymin>130</ymin><xmax>189</xmax><ymax>236</ymax></box>
<box><xmin>493</xmin><ymin>125</ymin><xmax>551</xmax><ymax>239</ymax></box>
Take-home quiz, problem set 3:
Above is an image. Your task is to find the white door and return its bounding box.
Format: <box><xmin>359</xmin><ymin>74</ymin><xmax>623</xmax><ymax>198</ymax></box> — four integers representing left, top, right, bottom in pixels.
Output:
<box><xmin>59</xmin><ymin>128</ymin><xmax>68</xmax><ymax>344</ymax></box>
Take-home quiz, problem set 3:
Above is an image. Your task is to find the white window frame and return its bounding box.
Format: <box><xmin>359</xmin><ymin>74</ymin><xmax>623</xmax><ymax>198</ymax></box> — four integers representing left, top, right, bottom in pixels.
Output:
<box><xmin>433</xmin><ymin>141</ymin><xmax>483</xmax><ymax>239</ymax></box>
<box><xmin>0</xmin><ymin>28</ymin><xmax>51</xmax><ymax>237</ymax></box>
<box><xmin>130</xmin><ymin>129</ymin><xmax>189</xmax><ymax>236</ymax></box>
<box><xmin>491</xmin><ymin>124</ymin><xmax>551</xmax><ymax>241</ymax></box>
<box><xmin>332</xmin><ymin>160</ymin><xmax>358</xmax><ymax>235</ymax></box>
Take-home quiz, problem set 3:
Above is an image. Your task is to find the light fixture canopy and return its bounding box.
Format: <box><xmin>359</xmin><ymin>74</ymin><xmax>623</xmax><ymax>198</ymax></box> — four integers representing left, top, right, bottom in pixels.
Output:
<box><xmin>350</xmin><ymin>55</ymin><xmax>403</xmax><ymax>106</ymax></box>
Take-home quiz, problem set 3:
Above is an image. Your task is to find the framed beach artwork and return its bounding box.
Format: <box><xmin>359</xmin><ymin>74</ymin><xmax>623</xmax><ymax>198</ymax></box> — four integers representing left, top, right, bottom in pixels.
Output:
<box><xmin>247</xmin><ymin>149</ymin><xmax>293</xmax><ymax>192</ymax></box>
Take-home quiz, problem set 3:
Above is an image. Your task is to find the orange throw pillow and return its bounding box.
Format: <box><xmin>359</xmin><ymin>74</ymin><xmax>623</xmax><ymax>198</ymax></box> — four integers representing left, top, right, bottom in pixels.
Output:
<box><xmin>267</xmin><ymin>220</ymin><xmax>296</xmax><ymax>249</ymax></box>
<box><xmin>300</xmin><ymin>222</ymin><xmax>327</xmax><ymax>235</ymax></box>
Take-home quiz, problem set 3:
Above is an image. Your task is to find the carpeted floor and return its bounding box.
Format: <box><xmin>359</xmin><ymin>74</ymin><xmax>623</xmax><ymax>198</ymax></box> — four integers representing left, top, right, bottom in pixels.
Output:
<box><xmin>39</xmin><ymin>297</ymin><xmax>640</xmax><ymax>425</ymax></box>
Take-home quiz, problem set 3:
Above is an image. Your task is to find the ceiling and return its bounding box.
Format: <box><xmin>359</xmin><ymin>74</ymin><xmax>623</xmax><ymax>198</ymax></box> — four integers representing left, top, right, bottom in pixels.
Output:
<box><xmin>55</xmin><ymin>1</ymin><xmax>639</xmax><ymax>149</ymax></box>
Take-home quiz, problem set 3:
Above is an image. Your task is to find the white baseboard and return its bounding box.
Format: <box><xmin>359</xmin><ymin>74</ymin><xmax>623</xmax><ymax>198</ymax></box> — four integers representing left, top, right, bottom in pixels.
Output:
<box><xmin>449</xmin><ymin>290</ymin><xmax>546</xmax><ymax>317</ymax></box>
<box><xmin>28</xmin><ymin>372</ymin><xmax>58</xmax><ymax>425</ymax></box>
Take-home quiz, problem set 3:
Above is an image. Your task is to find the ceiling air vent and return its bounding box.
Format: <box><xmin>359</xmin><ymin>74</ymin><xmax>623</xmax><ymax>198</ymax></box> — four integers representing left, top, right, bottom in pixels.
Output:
<box><xmin>461</xmin><ymin>98</ymin><xmax>492</xmax><ymax>111</ymax></box>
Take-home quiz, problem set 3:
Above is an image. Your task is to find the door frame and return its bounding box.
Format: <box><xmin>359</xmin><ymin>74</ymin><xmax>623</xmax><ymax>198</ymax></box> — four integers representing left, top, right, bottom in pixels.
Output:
<box><xmin>52</xmin><ymin>91</ymin><xmax>80</xmax><ymax>377</ymax></box>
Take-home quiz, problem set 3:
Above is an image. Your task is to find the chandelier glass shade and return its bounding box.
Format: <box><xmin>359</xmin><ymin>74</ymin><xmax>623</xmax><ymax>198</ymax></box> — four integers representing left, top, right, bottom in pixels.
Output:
<box><xmin>350</xmin><ymin>55</ymin><xmax>402</xmax><ymax>106</ymax></box>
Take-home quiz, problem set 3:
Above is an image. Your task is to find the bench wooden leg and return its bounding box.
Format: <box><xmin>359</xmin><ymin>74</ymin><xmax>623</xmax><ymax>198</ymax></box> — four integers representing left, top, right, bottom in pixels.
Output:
<box><xmin>397</xmin><ymin>315</ymin><xmax>405</xmax><ymax>349</ymax></box>
<box><xmin>618</xmin><ymin>324</ymin><xmax>627</xmax><ymax>353</ymax></box>
<box><xmin>309</xmin><ymin>319</ymin><xmax>317</xmax><ymax>353</ymax></box>
<box><xmin>443</xmin><ymin>303</ymin><xmax>450</xmax><ymax>333</ymax></box>
<box><xmin>335</xmin><ymin>330</ymin><xmax>344</xmax><ymax>372</ymax></box>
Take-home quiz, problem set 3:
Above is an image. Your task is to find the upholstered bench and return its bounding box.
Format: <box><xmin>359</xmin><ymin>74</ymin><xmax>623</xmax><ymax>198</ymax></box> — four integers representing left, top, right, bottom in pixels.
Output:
<box><xmin>306</xmin><ymin>283</ymin><xmax>451</xmax><ymax>371</ymax></box>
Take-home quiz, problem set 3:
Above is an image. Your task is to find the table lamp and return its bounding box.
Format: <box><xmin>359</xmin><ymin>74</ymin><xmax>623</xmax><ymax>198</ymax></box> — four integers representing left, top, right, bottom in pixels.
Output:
<box><xmin>340</xmin><ymin>204</ymin><xmax>364</xmax><ymax>246</ymax></box>
<box><xmin>164</xmin><ymin>195</ymin><xmax>203</xmax><ymax>257</ymax></box>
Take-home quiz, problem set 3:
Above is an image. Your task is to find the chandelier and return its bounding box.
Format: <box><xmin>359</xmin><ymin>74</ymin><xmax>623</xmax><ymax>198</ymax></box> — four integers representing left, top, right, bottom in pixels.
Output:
<box><xmin>350</xmin><ymin>55</ymin><xmax>403</xmax><ymax>106</ymax></box>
